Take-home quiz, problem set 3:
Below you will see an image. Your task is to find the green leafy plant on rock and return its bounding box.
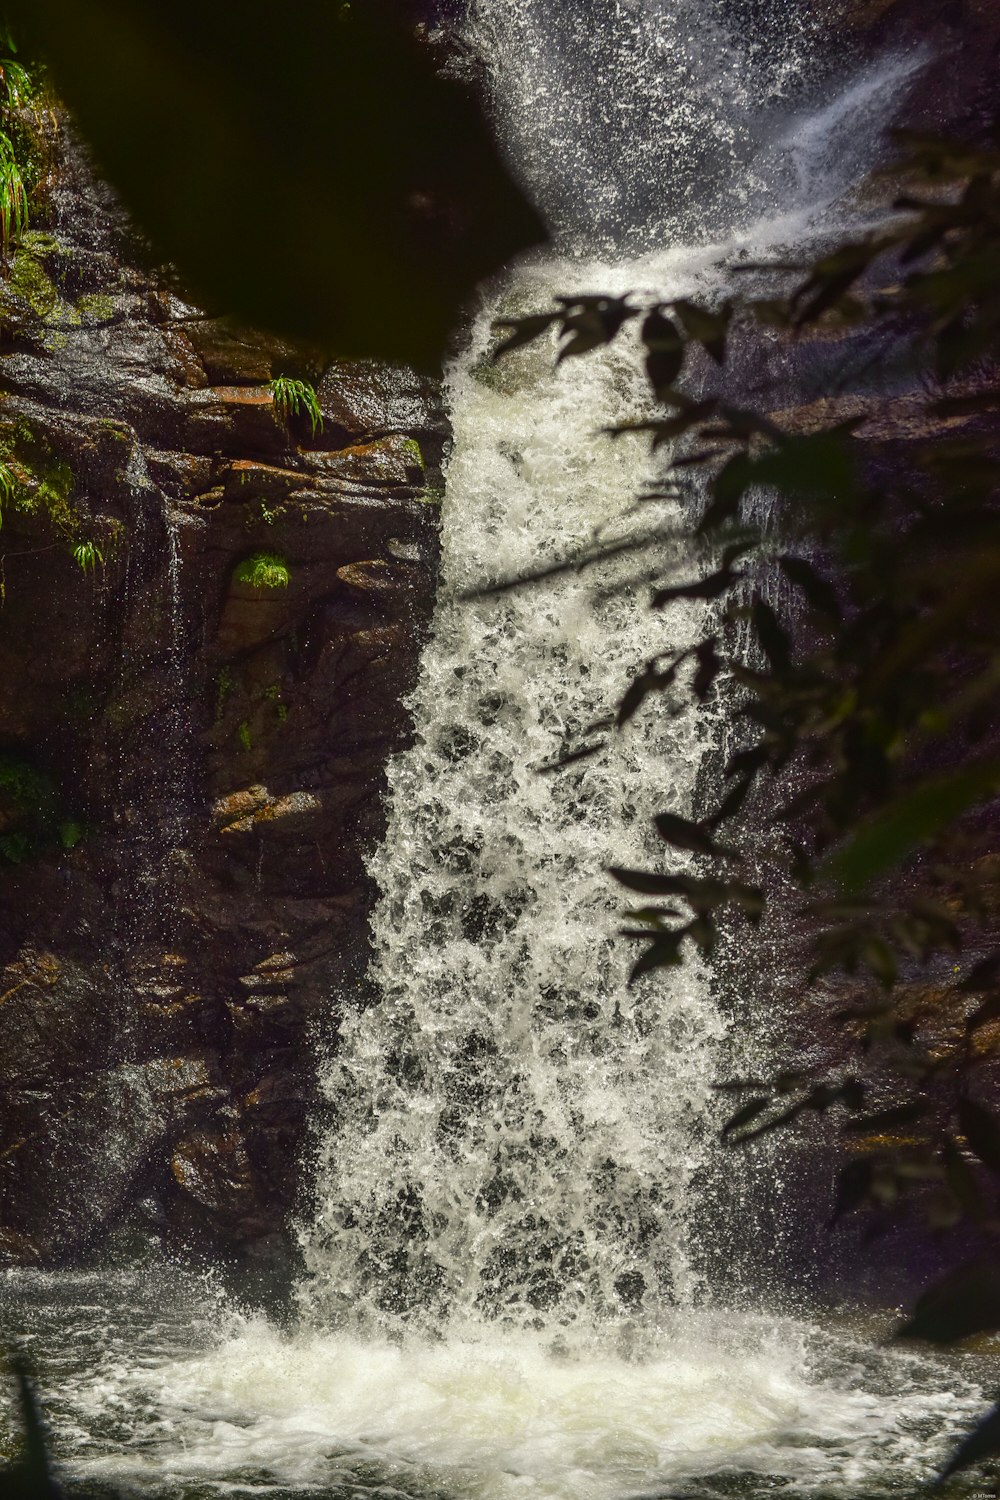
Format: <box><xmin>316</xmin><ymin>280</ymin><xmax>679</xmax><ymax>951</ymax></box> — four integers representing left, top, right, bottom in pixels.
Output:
<box><xmin>269</xmin><ymin>375</ymin><xmax>323</xmax><ymax>437</ymax></box>
<box><xmin>215</xmin><ymin>665</ymin><xmax>236</xmax><ymax>718</ymax></box>
<box><xmin>0</xmin><ymin>830</ymin><xmax>30</xmax><ymax>861</ymax></box>
<box><xmin>265</xmin><ymin>681</ymin><xmax>288</xmax><ymax>722</ymax></box>
<box><xmin>0</xmin><ymin>421</ymin><xmax>80</xmax><ymax>532</ymax></box>
<box><xmin>0</xmin><ymin>25</ymin><xmax>42</xmax><ymax>257</ymax></box>
<box><xmin>0</xmin><ymin>133</ymin><xmax>27</xmax><ymax>252</ymax></box>
<box><xmin>71</xmin><ymin>539</ymin><xmax>102</xmax><ymax>573</ymax></box>
<box><xmin>233</xmin><ymin>551</ymin><xmax>290</xmax><ymax>590</ymax></box>
<box><xmin>237</xmin><ymin>720</ymin><xmax>252</xmax><ymax>752</ymax></box>
<box><xmin>0</xmin><ymin>458</ymin><xmax>16</xmax><ymax>521</ymax></box>
<box><xmin>401</xmin><ymin>436</ymin><xmax>424</xmax><ymax>472</ymax></box>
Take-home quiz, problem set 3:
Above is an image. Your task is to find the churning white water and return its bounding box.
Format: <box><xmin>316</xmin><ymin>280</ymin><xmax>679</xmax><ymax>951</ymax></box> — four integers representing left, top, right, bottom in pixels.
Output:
<box><xmin>3</xmin><ymin>5</ymin><xmax>988</xmax><ymax>1498</ymax></box>
<box><xmin>297</xmin><ymin>0</ymin><xmax>924</xmax><ymax>1342</ymax></box>
<box><xmin>300</xmin><ymin>245</ymin><xmax>723</xmax><ymax>1335</ymax></box>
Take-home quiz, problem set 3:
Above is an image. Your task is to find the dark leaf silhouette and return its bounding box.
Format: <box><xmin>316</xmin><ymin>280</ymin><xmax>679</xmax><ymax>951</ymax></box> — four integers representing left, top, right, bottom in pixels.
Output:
<box><xmin>642</xmin><ymin>308</ymin><xmax>685</xmax><ymax>398</ymax></box>
<box><xmin>1</xmin><ymin>1354</ymin><xmax>61</xmax><ymax>1499</ymax></box>
<box><xmin>898</xmin><ymin>1261</ymin><xmax>1000</xmax><ymax>1343</ymax></box>
<box><xmin>672</xmin><ymin>298</ymin><xmax>730</xmax><ymax>363</ymax></box>
<box><xmin>828</xmin><ymin>1155</ymin><xmax>876</xmax><ymax>1224</ymax></box>
<box><xmin>778</xmin><ymin>555</ymin><xmax>842</xmax><ymax>621</ymax></box>
<box><xmin>491</xmin><ymin>314</ymin><xmax>558</xmax><ymax>360</ymax></box>
<box><xmin>958</xmin><ymin>1098</ymin><xmax>1000</xmax><ymax>1173</ymax></box>
<box><xmin>825</xmin><ymin>762</ymin><xmax>1000</xmax><ymax>896</ymax></box>
<box><xmin>721</xmin><ymin>1096</ymin><xmax>771</xmax><ymax>1137</ymax></box>
<box><xmin>937</xmin><ymin>1400</ymin><xmax>1000</xmax><ymax>1485</ymax></box>
<box><xmin>960</xmin><ymin>953</ymin><xmax>1000</xmax><ymax>992</ymax></box>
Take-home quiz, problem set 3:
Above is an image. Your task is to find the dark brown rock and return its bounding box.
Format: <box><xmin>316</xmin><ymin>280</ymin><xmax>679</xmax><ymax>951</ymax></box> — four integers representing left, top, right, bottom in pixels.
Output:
<box><xmin>0</xmin><ymin>107</ymin><xmax>446</xmax><ymax>1268</ymax></box>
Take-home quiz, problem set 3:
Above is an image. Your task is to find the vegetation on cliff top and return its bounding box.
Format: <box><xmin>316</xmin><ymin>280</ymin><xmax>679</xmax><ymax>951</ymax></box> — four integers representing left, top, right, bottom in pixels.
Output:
<box><xmin>0</xmin><ymin>22</ymin><xmax>39</xmax><ymax>254</ymax></box>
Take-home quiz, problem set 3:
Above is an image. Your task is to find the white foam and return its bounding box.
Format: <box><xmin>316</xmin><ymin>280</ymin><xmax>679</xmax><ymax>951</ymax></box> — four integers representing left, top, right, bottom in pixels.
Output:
<box><xmin>44</xmin><ymin>1299</ymin><xmax>984</xmax><ymax>1498</ymax></box>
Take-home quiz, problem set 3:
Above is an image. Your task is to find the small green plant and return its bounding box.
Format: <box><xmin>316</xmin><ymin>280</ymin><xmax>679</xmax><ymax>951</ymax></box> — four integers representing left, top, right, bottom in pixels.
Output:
<box><xmin>216</xmin><ymin>665</ymin><xmax>236</xmax><ymax>717</ymax></box>
<box><xmin>58</xmin><ymin>820</ymin><xmax>84</xmax><ymax>849</ymax></box>
<box><xmin>71</xmin><ymin>540</ymin><xmax>103</xmax><ymax>574</ymax></box>
<box><xmin>259</xmin><ymin>500</ymin><xmax>277</xmax><ymax>525</ymax></box>
<box><xmin>265</xmin><ymin>681</ymin><xmax>288</xmax><ymax>721</ymax></box>
<box><xmin>0</xmin><ymin>29</ymin><xmax>43</xmax><ymax>261</ymax></box>
<box><xmin>234</xmin><ymin>551</ymin><xmax>290</xmax><ymax>590</ymax></box>
<box><xmin>270</xmin><ymin>375</ymin><xmax>323</xmax><ymax>437</ymax></box>
<box><xmin>237</xmin><ymin>720</ymin><xmax>252</xmax><ymax>752</ymax></box>
<box><xmin>0</xmin><ymin>428</ymin><xmax>81</xmax><ymax>538</ymax></box>
<box><xmin>401</xmin><ymin>436</ymin><xmax>424</xmax><ymax>471</ymax></box>
<box><xmin>0</xmin><ymin>830</ymin><xmax>30</xmax><ymax>862</ymax></box>
<box><xmin>0</xmin><ymin>25</ymin><xmax>35</xmax><ymax>104</ymax></box>
<box><xmin>0</xmin><ymin>460</ymin><xmax>17</xmax><ymax>523</ymax></box>
<box><xmin>76</xmin><ymin>292</ymin><xmax>114</xmax><ymax>322</ymax></box>
<box><xmin>0</xmin><ymin>136</ymin><xmax>27</xmax><ymax>254</ymax></box>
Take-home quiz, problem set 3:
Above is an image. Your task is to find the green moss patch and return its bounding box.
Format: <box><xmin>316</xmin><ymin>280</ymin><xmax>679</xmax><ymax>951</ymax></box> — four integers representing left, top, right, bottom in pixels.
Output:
<box><xmin>0</xmin><ymin>418</ymin><xmax>83</xmax><ymax>541</ymax></box>
<box><xmin>76</xmin><ymin>292</ymin><xmax>115</xmax><ymax>322</ymax></box>
<box><xmin>7</xmin><ymin>238</ymin><xmax>57</xmax><ymax>318</ymax></box>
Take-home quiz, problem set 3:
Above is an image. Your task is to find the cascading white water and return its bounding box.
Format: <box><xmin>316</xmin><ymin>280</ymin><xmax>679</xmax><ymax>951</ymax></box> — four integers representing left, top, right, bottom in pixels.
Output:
<box><xmin>298</xmin><ymin>0</ymin><xmax>922</xmax><ymax>1340</ymax></box>
<box><xmin>300</xmin><ymin>256</ymin><xmax>724</xmax><ymax>1337</ymax></box>
<box><xmin>296</xmin><ymin>0</ymin><xmax>771</xmax><ymax>1343</ymax></box>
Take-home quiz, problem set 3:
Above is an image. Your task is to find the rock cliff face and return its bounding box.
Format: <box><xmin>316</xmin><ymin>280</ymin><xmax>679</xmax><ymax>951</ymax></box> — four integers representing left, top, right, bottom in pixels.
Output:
<box><xmin>1</xmin><ymin>0</ymin><xmax>995</xmax><ymax>1280</ymax></box>
<box><xmin>0</xmin><ymin>115</ymin><xmax>446</xmax><ymax>1269</ymax></box>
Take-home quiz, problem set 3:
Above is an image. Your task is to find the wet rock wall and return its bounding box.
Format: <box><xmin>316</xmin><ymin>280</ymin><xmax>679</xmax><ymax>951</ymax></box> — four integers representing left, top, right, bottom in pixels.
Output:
<box><xmin>0</xmin><ymin>113</ymin><xmax>446</xmax><ymax>1269</ymax></box>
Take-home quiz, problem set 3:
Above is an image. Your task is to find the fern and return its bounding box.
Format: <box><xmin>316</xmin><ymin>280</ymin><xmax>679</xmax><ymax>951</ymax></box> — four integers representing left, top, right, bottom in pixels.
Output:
<box><xmin>0</xmin><ymin>25</ymin><xmax>40</xmax><ymax>257</ymax></box>
<box><xmin>0</xmin><ymin>459</ymin><xmax>16</xmax><ymax>525</ymax></box>
<box><xmin>270</xmin><ymin>375</ymin><xmax>323</xmax><ymax>437</ymax></box>
<box><xmin>0</xmin><ymin>133</ymin><xmax>27</xmax><ymax>254</ymax></box>
<box><xmin>234</xmin><ymin>550</ymin><xmax>290</xmax><ymax>589</ymax></box>
<box><xmin>72</xmin><ymin>540</ymin><xmax>103</xmax><ymax>574</ymax></box>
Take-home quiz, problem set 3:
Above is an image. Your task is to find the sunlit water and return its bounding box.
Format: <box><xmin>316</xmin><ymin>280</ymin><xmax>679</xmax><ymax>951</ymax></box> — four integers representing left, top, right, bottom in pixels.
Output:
<box><xmin>0</xmin><ymin>3</ymin><xmax>971</xmax><ymax>1498</ymax></box>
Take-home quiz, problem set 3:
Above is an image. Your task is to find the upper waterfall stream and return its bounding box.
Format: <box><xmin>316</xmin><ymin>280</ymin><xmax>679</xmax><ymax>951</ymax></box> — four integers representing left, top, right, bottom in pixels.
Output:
<box><xmin>2</xmin><ymin>3</ymin><xmax>997</xmax><ymax>1497</ymax></box>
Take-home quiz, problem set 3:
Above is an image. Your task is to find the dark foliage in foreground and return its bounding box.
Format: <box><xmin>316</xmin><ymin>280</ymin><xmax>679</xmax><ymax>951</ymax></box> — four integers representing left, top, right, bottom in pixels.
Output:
<box><xmin>0</xmin><ymin>1358</ymin><xmax>60</xmax><ymax>1498</ymax></box>
<box><xmin>495</xmin><ymin>125</ymin><xmax>1000</xmax><ymax>1483</ymax></box>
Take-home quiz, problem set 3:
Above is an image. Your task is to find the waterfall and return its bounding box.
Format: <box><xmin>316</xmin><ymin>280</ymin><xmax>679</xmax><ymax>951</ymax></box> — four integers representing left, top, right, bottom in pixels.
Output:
<box><xmin>300</xmin><ymin>257</ymin><xmax>724</xmax><ymax>1337</ymax></box>
<box><xmin>3</xmin><ymin>6</ymin><xmax>990</xmax><ymax>1499</ymax></box>
<box><xmin>297</xmin><ymin>0</ymin><xmax>920</xmax><ymax>1339</ymax></box>
<box><xmin>110</xmin><ymin>447</ymin><xmax>193</xmax><ymax>940</ymax></box>
<box><xmin>297</xmin><ymin>0</ymin><xmax>752</xmax><ymax>1342</ymax></box>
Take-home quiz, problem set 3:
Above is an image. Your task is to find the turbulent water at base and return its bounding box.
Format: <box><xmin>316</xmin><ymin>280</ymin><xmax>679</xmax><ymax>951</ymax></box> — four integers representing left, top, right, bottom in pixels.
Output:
<box><xmin>2</xmin><ymin>6</ymin><xmax>993</xmax><ymax>1500</ymax></box>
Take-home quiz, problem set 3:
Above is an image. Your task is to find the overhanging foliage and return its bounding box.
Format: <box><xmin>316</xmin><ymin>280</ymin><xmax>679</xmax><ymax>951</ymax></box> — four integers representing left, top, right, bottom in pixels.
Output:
<box><xmin>495</xmin><ymin>124</ymin><xmax>1000</xmax><ymax>1482</ymax></box>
